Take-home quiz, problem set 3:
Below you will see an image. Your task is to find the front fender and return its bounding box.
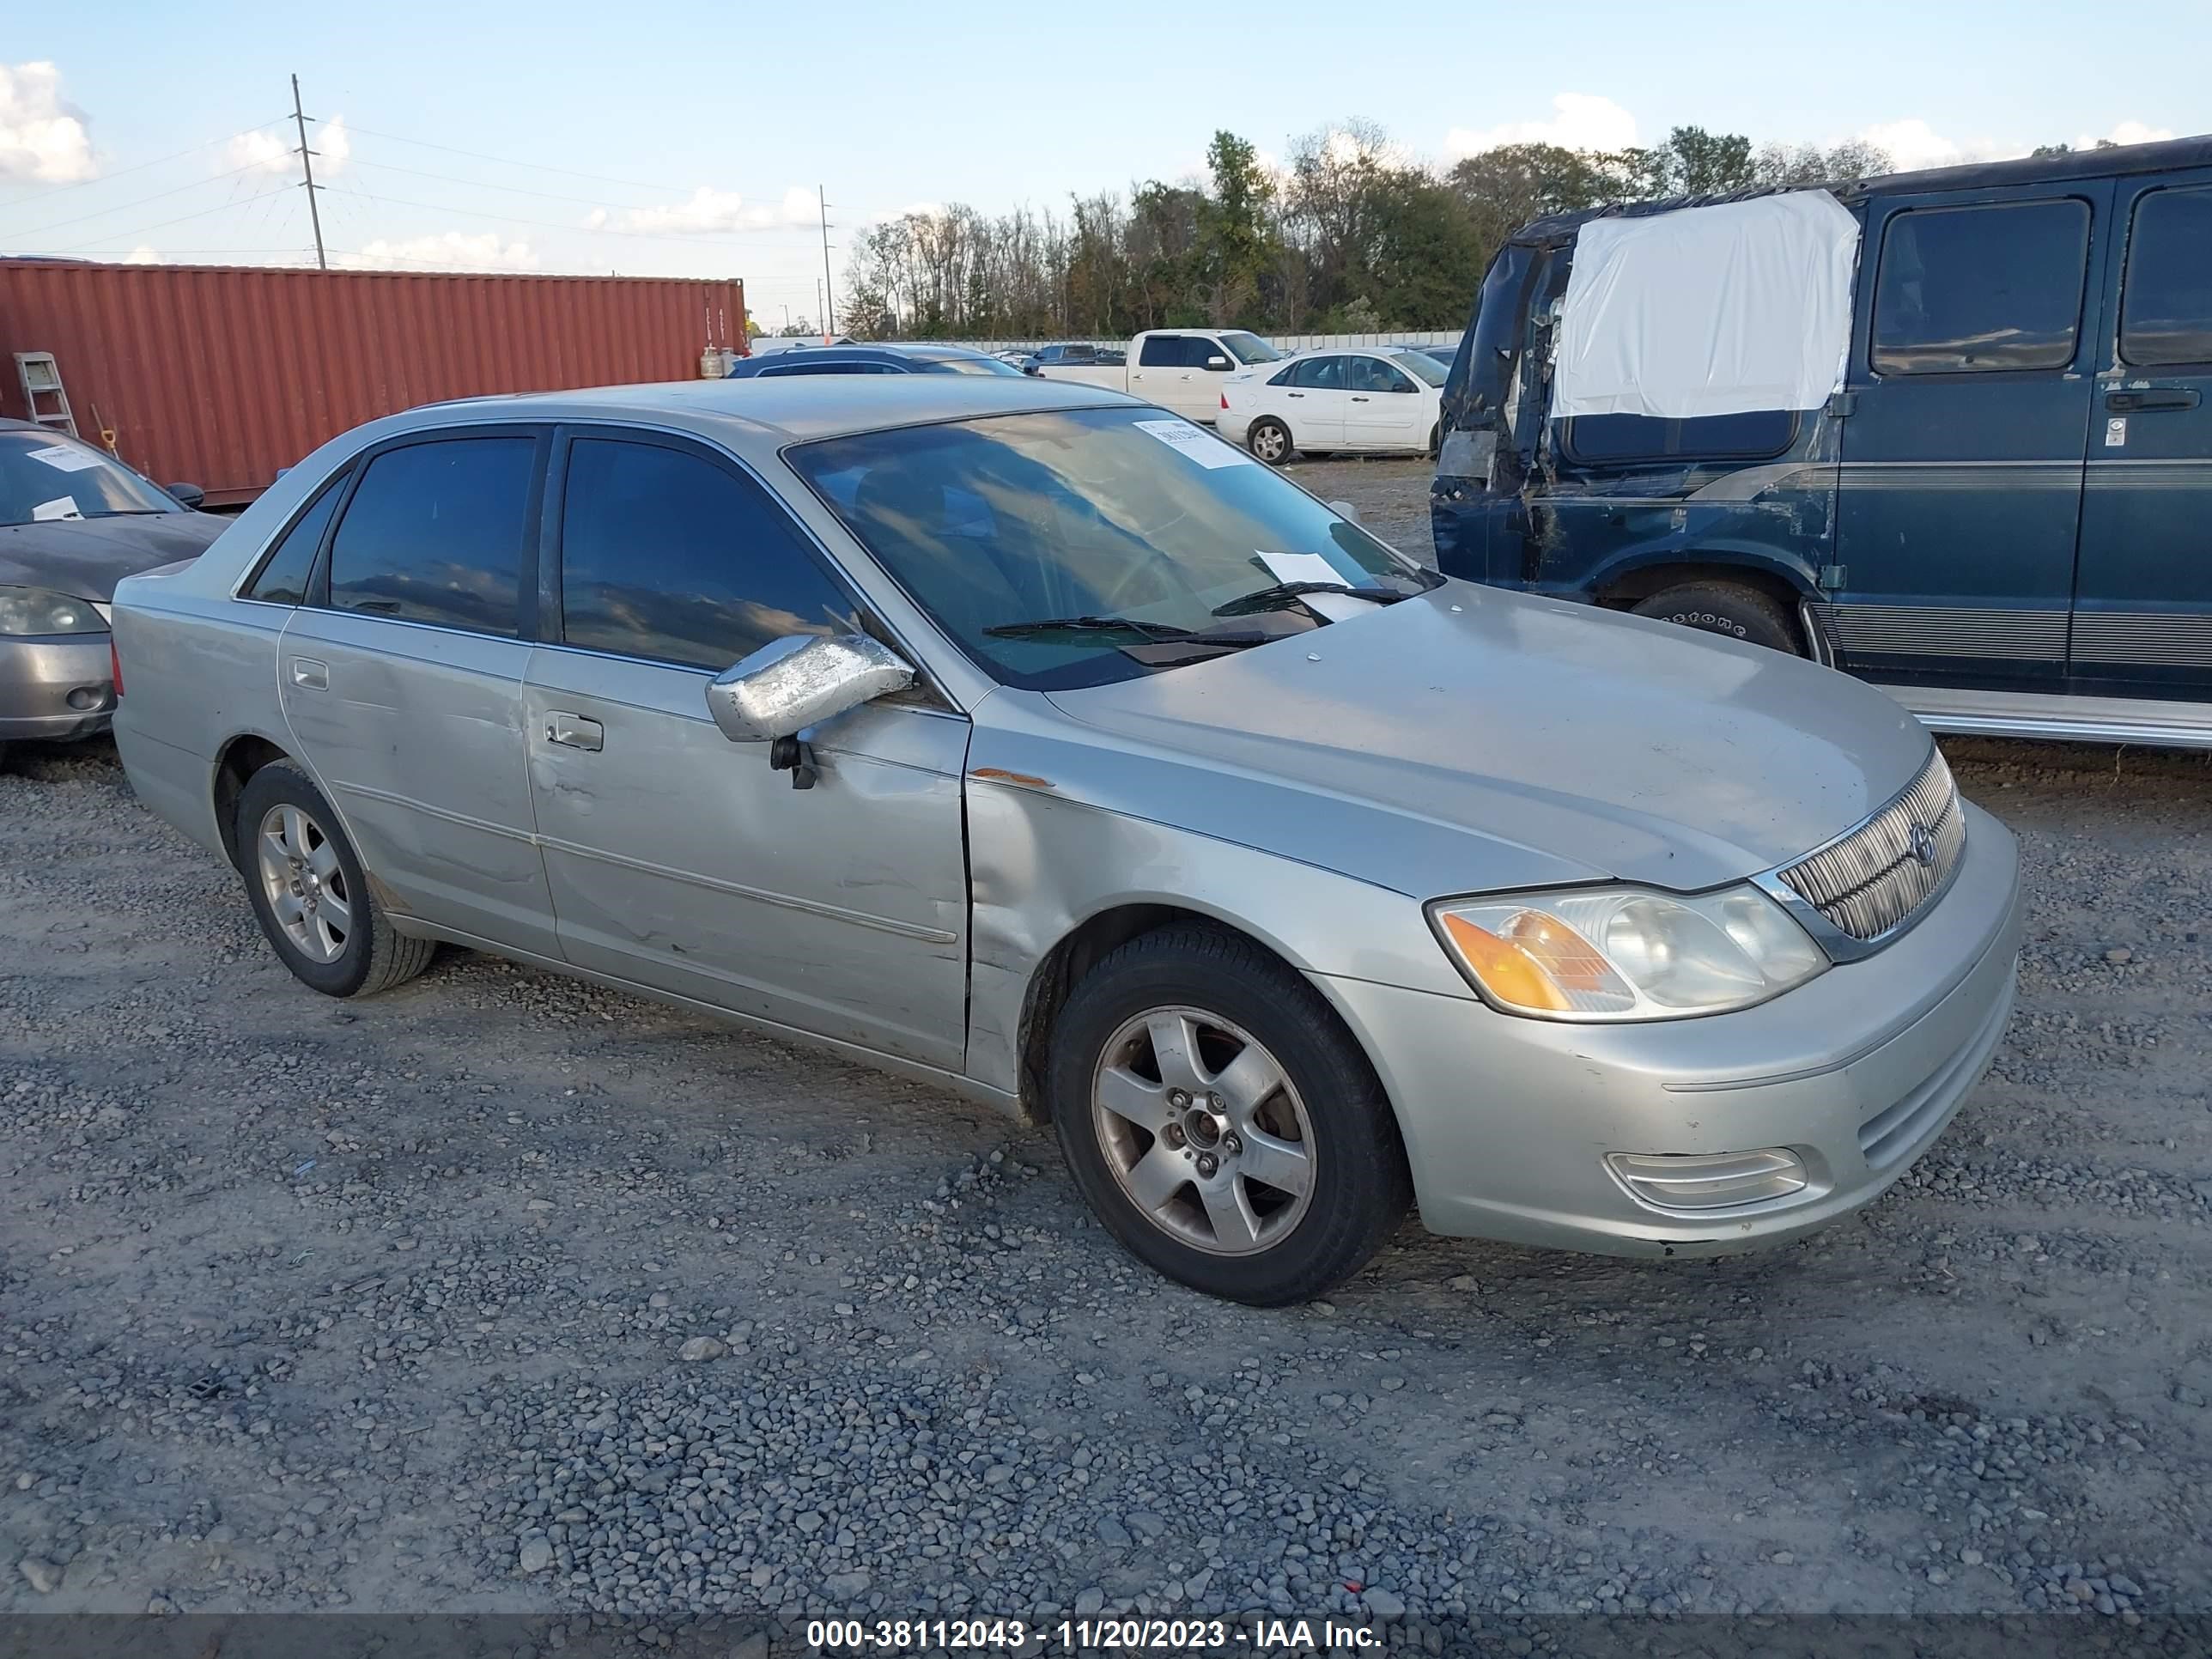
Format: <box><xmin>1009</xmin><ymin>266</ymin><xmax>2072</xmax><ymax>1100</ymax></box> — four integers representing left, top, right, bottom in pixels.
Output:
<box><xmin>961</xmin><ymin>776</ymin><xmax>1473</xmax><ymax>1103</ymax></box>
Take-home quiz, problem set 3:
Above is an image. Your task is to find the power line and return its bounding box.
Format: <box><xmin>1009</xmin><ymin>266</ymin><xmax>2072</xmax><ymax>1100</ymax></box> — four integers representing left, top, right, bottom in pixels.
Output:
<box><xmin>338</xmin><ymin>122</ymin><xmax>710</xmax><ymax>198</ymax></box>
<box><xmin>0</xmin><ymin>119</ymin><xmax>286</xmax><ymax>211</ymax></box>
<box><xmin>0</xmin><ymin>160</ymin><xmax>275</xmax><ymax>241</ymax></box>
<box><xmin>44</xmin><ymin>185</ymin><xmax>297</xmax><ymax>254</ymax></box>
<box><xmin>326</xmin><ymin>184</ymin><xmax>813</xmax><ymax>244</ymax></box>
<box><xmin>348</xmin><ymin>155</ymin><xmax>701</xmax><ymax>211</ymax></box>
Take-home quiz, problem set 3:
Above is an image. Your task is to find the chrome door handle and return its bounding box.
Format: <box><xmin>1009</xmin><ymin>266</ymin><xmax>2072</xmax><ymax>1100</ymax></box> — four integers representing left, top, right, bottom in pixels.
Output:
<box><xmin>289</xmin><ymin>658</ymin><xmax>328</xmax><ymax>690</ymax></box>
<box><xmin>544</xmin><ymin>712</ymin><xmax>604</xmax><ymax>751</ymax></box>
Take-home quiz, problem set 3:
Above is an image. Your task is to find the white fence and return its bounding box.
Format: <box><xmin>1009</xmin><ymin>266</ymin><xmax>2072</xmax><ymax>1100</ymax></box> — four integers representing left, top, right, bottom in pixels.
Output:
<box><xmin>942</xmin><ymin>329</ymin><xmax>1463</xmax><ymax>356</ymax></box>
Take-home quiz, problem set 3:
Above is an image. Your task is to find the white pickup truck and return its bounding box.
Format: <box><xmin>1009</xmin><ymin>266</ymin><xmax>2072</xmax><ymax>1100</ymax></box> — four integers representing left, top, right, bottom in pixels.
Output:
<box><xmin>1031</xmin><ymin>328</ymin><xmax>1285</xmax><ymax>424</ymax></box>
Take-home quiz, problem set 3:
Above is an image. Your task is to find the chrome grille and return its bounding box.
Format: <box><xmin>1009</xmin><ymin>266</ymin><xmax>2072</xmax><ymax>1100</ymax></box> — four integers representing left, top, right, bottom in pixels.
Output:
<box><xmin>1779</xmin><ymin>748</ymin><xmax>1965</xmax><ymax>944</ymax></box>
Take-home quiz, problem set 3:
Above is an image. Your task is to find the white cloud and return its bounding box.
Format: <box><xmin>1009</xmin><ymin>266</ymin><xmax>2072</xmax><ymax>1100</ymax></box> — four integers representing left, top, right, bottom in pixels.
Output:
<box><xmin>0</xmin><ymin>61</ymin><xmax>95</xmax><ymax>183</ymax></box>
<box><xmin>1852</xmin><ymin>118</ymin><xmax>2018</xmax><ymax>173</ymax></box>
<box><xmin>347</xmin><ymin>231</ymin><xmax>538</xmax><ymax>271</ymax></box>
<box><xmin>225</xmin><ymin>115</ymin><xmax>347</xmax><ymax>178</ymax></box>
<box><xmin>616</xmin><ymin>184</ymin><xmax>816</xmax><ymax>234</ymax></box>
<box><xmin>1446</xmin><ymin>94</ymin><xmax>1638</xmax><ymax>159</ymax></box>
<box><xmin>123</xmin><ymin>245</ymin><xmax>160</xmax><ymax>264</ymax></box>
<box><xmin>2079</xmin><ymin>119</ymin><xmax>2175</xmax><ymax>149</ymax></box>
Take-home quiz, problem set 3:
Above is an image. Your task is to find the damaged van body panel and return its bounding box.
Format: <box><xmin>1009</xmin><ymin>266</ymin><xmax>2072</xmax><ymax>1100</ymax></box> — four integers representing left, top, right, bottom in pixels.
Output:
<box><xmin>1433</xmin><ymin>188</ymin><xmax>1846</xmax><ymax>615</ymax></box>
<box><xmin>1435</xmin><ymin>135</ymin><xmax>2212</xmax><ymax>750</ymax></box>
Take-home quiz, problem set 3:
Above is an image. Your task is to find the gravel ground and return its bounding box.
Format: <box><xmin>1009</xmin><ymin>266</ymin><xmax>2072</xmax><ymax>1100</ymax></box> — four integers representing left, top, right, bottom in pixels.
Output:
<box><xmin>3</xmin><ymin>468</ymin><xmax>2210</xmax><ymax>1644</ymax></box>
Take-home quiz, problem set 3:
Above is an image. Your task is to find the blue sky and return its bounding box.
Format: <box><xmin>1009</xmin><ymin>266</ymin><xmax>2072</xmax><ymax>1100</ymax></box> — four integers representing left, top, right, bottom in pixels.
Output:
<box><xmin>3</xmin><ymin>0</ymin><xmax>2205</xmax><ymax>327</ymax></box>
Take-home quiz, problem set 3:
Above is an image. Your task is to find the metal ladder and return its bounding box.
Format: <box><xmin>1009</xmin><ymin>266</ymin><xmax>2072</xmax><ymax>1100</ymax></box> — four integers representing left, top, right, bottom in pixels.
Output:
<box><xmin>14</xmin><ymin>352</ymin><xmax>78</xmax><ymax>437</ymax></box>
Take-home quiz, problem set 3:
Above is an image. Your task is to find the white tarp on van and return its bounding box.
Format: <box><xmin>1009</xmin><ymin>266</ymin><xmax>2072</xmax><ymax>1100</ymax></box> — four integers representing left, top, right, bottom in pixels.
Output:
<box><xmin>1551</xmin><ymin>190</ymin><xmax>1861</xmax><ymax>421</ymax></box>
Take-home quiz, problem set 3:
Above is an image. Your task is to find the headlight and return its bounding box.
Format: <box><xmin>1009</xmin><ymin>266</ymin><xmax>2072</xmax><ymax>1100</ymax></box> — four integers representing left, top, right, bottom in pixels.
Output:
<box><xmin>0</xmin><ymin>586</ymin><xmax>105</xmax><ymax>637</ymax></box>
<box><xmin>1430</xmin><ymin>884</ymin><xmax>1827</xmax><ymax>1020</ymax></box>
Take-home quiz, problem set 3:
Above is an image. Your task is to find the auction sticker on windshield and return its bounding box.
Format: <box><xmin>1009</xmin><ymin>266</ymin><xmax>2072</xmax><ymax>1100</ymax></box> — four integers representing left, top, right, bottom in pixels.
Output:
<box><xmin>1132</xmin><ymin>418</ymin><xmax>1252</xmax><ymax>469</ymax></box>
<box><xmin>27</xmin><ymin>444</ymin><xmax>105</xmax><ymax>473</ymax></box>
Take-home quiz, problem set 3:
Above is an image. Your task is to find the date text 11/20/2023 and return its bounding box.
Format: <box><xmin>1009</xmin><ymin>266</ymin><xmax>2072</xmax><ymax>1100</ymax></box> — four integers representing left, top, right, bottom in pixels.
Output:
<box><xmin>806</xmin><ymin>1616</ymin><xmax>1384</xmax><ymax>1650</ymax></box>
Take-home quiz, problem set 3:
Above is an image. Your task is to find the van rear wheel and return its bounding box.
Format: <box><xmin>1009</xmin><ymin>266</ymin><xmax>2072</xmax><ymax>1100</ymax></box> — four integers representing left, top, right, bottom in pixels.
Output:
<box><xmin>1630</xmin><ymin>580</ymin><xmax>1802</xmax><ymax>655</ymax></box>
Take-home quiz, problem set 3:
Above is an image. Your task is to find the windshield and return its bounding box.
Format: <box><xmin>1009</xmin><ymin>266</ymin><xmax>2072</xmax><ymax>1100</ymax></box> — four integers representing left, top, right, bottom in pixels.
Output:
<box><xmin>0</xmin><ymin>430</ymin><xmax>179</xmax><ymax>527</ymax></box>
<box><xmin>1390</xmin><ymin>350</ymin><xmax>1446</xmax><ymax>387</ymax></box>
<box><xmin>789</xmin><ymin>405</ymin><xmax>1429</xmax><ymax>690</ymax></box>
<box><xmin>923</xmin><ymin>355</ymin><xmax>1024</xmax><ymax>377</ymax></box>
<box><xmin>1220</xmin><ymin>331</ymin><xmax>1282</xmax><ymax>365</ymax></box>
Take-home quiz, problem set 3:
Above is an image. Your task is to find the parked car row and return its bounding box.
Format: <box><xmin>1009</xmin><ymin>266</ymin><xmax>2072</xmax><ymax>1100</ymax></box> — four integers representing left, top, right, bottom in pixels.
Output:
<box><xmin>104</xmin><ymin>370</ymin><xmax>2022</xmax><ymax>1305</ymax></box>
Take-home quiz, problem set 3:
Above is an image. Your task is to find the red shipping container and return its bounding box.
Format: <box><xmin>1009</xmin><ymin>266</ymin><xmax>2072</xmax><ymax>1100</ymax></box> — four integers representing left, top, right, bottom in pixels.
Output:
<box><xmin>0</xmin><ymin>260</ymin><xmax>747</xmax><ymax>505</ymax></box>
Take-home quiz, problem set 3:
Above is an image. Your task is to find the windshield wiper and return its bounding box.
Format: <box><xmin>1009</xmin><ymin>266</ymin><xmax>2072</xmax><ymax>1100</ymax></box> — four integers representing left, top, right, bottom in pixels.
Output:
<box><xmin>984</xmin><ymin>615</ymin><xmax>1202</xmax><ymax>641</ymax></box>
<box><xmin>1212</xmin><ymin>580</ymin><xmax>1416</xmax><ymax>617</ymax></box>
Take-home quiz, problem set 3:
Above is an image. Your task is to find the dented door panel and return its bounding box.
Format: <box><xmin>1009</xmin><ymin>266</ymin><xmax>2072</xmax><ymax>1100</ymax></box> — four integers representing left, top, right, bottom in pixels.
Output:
<box><xmin>522</xmin><ymin>646</ymin><xmax>971</xmax><ymax>1066</ymax></box>
<box><xmin>277</xmin><ymin>609</ymin><xmax>556</xmax><ymax>956</ymax></box>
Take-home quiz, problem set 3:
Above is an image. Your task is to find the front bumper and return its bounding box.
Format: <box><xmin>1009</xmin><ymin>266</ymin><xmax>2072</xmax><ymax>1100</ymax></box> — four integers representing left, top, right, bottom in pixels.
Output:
<box><xmin>0</xmin><ymin>633</ymin><xmax>115</xmax><ymax>742</ymax></box>
<box><xmin>1322</xmin><ymin>801</ymin><xmax>2022</xmax><ymax>1257</ymax></box>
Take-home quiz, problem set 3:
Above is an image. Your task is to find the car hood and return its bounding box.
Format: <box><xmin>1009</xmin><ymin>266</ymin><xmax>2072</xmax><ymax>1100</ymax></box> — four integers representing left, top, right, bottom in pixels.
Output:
<box><xmin>0</xmin><ymin>512</ymin><xmax>228</xmax><ymax>604</ymax></box>
<box><xmin>1037</xmin><ymin>583</ymin><xmax>1934</xmax><ymax>896</ymax></box>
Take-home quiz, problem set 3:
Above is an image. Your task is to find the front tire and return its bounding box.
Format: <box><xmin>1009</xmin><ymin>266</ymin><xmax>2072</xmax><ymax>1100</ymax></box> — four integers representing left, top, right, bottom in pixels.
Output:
<box><xmin>1048</xmin><ymin>925</ymin><xmax>1410</xmax><ymax>1305</ymax></box>
<box><xmin>234</xmin><ymin>761</ymin><xmax>436</xmax><ymax>998</ymax></box>
<box><xmin>1630</xmin><ymin>580</ymin><xmax>1803</xmax><ymax>655</ymax></box>
<box><xmin>1247</xmin><ymin>417</ymin><xmax>1294</xmax><ymax>465</ymax></box>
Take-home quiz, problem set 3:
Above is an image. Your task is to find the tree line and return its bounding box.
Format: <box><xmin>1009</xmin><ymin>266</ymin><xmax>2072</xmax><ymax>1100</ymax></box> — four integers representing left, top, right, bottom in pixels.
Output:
<box><xmin>823</xmin><ymin>121</ymin><xmax>1893</xmax><ymax>343</ymax></box>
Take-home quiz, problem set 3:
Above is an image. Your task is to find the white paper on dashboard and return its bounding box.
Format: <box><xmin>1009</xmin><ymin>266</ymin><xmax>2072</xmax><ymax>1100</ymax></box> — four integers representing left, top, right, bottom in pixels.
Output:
<box><xmin>27</xmin><ymin>444</ymin><xmax>104</xmax><ymax>473</ymax></box>
<box><xmin>1254</xmin><ymin>550</ymin><xmax>1379</xmax><ymax>621</ymax></box>
<box><xmin>32</xmin><ymin>496</ymin><xmax>83</xmax><ymax>521</ymax></box>
<box><xmin>1132</xmin><ymin>418</ymin><xmax>1252</xmax><ymax>468</ymax></box>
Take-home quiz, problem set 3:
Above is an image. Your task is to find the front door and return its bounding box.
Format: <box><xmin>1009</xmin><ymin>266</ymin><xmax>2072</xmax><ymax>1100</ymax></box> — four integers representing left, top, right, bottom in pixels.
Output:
<box><xmin>1832</xmin><ymin>183</ymin><xmax>2110</xmax><ymax>688</ymax></box>
<box><xmin>277</xmin><ymin>428</ymin><xmax>560</xmax><ymax>958</ymax></box>
<box><xmin>2074</xmin><ymin>172</ymin><xmax>2212</xmax><ymax>702</ymax></box>
<box><xmin>523</xmin><ymin>428</ymin><xmax>971</xmax><ymax>1067</ymax></box>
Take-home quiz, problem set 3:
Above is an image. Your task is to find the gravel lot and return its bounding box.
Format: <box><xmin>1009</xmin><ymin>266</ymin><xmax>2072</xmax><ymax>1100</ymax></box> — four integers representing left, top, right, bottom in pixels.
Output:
<box><xmin>3</xmin><ymin>459</ymin><xmax>2209</xmax><ymax>1645</ymax></box>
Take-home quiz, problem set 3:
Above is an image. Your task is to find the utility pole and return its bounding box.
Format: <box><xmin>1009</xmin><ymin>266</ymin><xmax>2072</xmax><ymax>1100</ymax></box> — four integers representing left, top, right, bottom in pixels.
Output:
<box><xmin>291</xmin><ymin>73</ymin><xmax>327</xmax><ymax>270</ymax></box>
<box><xmin>815</xmin><ymin>278</ymin><xmax>823</xmax><ymax>337</ymax></box>
<box><xmin>818</xmin><ymin>185</ymin><xmax>836</xmax><ymax>338</ymax></box>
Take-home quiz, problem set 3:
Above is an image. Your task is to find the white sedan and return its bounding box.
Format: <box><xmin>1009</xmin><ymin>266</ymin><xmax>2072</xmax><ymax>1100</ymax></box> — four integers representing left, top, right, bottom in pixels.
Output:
<box><xmin>1218</xmin><ymin>347</ymin><xmax>1446</xmax><ymax>464</ymax></box>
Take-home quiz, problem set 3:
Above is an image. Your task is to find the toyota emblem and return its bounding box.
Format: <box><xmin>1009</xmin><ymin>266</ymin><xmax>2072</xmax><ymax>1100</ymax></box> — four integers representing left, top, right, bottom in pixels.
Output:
<box><xmin>1907</xmin><ymin>823</ymin><xmax>1937</xmax><ymax>867</ymax></box>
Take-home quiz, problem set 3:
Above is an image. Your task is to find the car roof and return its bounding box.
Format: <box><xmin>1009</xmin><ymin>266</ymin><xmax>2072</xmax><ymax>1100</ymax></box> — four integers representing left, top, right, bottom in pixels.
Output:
<box><xmin>398</xmin><ymin>374</ymin><xmax>1139</xmax><ymax>446</ymax></box>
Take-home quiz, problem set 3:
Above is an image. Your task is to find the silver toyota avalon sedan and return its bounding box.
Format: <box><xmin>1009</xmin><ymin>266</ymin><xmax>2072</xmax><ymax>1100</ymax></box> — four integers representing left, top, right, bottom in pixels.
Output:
<box><xmin>109</xmin><ymin>376</ymin><xmax>2021</xmax><ymax>1305</ymax></box>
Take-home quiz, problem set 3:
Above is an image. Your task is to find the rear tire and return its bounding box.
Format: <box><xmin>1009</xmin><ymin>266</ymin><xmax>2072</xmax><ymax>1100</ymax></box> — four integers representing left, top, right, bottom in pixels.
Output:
<box><xmin>1630</xmin><ymin>580</ymin><xmax>1803</xmax><ymax>655</ymax></box>
<box><xmin>234</xmin><ymin>760</ymin><xmax>436</xmax><ymax>998</ymax></box>
<box><xmin>1247</xmin><ymin>417</ymin><xmax>1294</xmax><ymax>465</ymax></box>
<box><xmin>1048</xmin><ymin>925</ymin><xmax>1411</xmax><ymax>1305</ymax></box>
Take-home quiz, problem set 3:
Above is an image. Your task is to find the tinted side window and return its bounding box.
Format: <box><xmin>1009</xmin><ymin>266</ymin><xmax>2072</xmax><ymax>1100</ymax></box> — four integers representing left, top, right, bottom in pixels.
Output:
<box><xmin>244</xmin><ymin>469</ymin><xmax>347</xmax><ymax>605</ymax></box>
<box><xmin>1138</xmin><ymin>335</ymin><xmax>1187</xmax><ymax>367</ymax></box>
<box><xmin>558</xmin><ymin>438</ymin><xmax>857</xmax><ymax>670</ymax></box>
<box><xmin>1293</xmin><ymin>356</ymin><xmax>1347</xmax><ymax>391</ymax></box>
<box><xmin>325</xmin><ymin>438</ymin><xmax>534</xmax><ymax>634</ymax></box>
<box><xmin>1349</xmin><ymin>356</ymin><xmax>1414</xmax><ymax>393</ymax></box>
<box><xmin>1872</xmin><ymin>200</ymin><xmax>2089</xmax><ymax>374</ymax></box>
<box><xmin>1564</xmin><ymin>411</ymin><xmax>1796</xmax><ymax>463</ymax></box>
<box><xmin>2121</xmin><ymin>186</ymin><xmax>2212</xmax><ymax>366</ymax></box>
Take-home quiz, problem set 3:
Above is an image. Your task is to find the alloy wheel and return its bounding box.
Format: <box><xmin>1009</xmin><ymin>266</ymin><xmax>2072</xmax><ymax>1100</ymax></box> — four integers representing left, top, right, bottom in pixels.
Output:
<box><xmin>255</xmin><ymin>803</ymin><xmax>352</xmax><ymax>964</ymax></box>
<box><xmin>1090</xmin><ymin>1006</ymin><xmax>1316</xmax><ymax>1255</ymax></box>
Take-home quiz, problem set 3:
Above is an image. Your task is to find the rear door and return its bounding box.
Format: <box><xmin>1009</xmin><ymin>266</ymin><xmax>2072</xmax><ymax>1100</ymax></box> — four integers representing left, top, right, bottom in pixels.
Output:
<box><xmin>278</xmin><ymin>428</ymin><xmax>559</xmax><ymax>957</ymax></box>
<box><xmin>1345</xmin><ymin>354</ymin><xmax>1428</xmax><ymax>449</ymax></box>
<box><xmin>1832</xmin><ymin>182</ymin><xmax>2110</xmax><ymax>688</ymax></box>
<box><xmin>2073</xmin><ymin>172</ymin><xmax>2212</xmax><ymax>701</ymax></box>
<box><xmin>1279</xmin><ymin>356</ymin><xmax>1351</xmax><ymax>447</ymax></box>
<box><xmin>1127</xmin><ymin>333</ymin><xmax>1194</xmax><ymax>411</ymax></box>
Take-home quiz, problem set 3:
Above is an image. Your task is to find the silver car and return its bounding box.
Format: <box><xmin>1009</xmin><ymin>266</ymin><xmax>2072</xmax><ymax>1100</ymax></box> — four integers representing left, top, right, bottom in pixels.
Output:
<box><xmin>1</xmin><ymin>418</ymin><xmax>224</xmax><ymax>769</ymax></box>
<box><xmin>110</xmin><ymin>377</ymin><xmax>2021</xmax><ymax>1305</ymax></box>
